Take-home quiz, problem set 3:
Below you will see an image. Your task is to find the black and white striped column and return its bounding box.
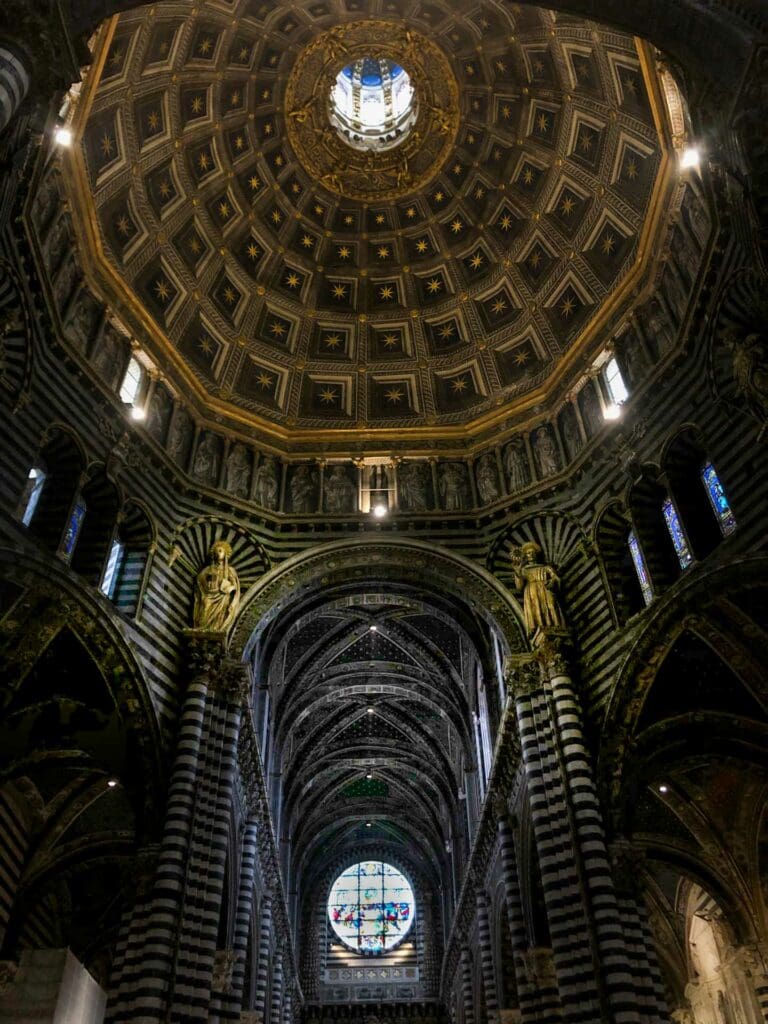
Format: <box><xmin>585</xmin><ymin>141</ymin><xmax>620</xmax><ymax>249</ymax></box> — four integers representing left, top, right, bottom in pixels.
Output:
<box><xmin>460</xmin><ymin>946</ymin><xmax>475</xmax><ymax>1024</ymax></box>
<box><xmin>476</xmin><ymin>893</ymin><xmax>499</xmax><ymax>1022</ymax></box>
<box><xmin>495</xmin><ymin>808</ymin><xmax>561</xmax><ymax>1022</ymax></box>
<box><xmin>0</xmin><ymin>43</ymin><xmax>29</xmax><ymax>133</ymax></box>
<box><xmin>510</xmin><ymin>655</ymin><xmax>604</xmax><ymax>1023</ymax></box>
<box><xmin>213</xmin><ymin>820</ymin><xmax>259</xmax><ymax>1022</ymax></box>
<box><xmin>253</xmin><ymin>894</ymin><xmax>273</xmax><ymax>1020</ymax></box>
<box><xmin>270</xmin><ymin>949</ymin><xmax>284</xmax><ymax>1024</ymax></box>
<box><xmin>106</xmin><ymin>637</ymin><xmax>248</xmax><ymax>1023</ymax></box>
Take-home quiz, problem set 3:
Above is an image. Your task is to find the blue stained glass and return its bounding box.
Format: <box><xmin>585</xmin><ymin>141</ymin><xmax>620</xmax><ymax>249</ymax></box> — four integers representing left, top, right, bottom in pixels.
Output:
<box><xmin>701</xmin><ymin>462</ymin><xmax>736</xmax><ymax>536</ymax></box>
<box><xmin>328</xmin><ymin>861</ymin><xmax>414</xmax><ymax>954</ymax></box>
<box><xmin>628</xmin><ymin>530</ymin><xmax>653</xmax><ymax>607</ymax></box>
<box><xmin>662</xmin><ymin>497</ymin><xmax>693</xmax><ymax>570</ymax></box>
<box><xmin>62</xmin><ymin>501</ymin><xmax>86</xmax><ymax>559</ymax></box>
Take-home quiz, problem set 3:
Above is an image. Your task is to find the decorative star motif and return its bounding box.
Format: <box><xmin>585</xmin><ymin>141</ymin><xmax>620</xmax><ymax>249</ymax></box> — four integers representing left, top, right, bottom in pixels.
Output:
<box><xmin>270</xmin><ymin>209</ymin><xmax>282</xmax><ymax>224</ymax></box>
<box><xmin>332</xmin><ymin>283</ymin><xmax>348</xmax><ymax>300</ymax></box>
<box><xmin>377</xmin><ymin>246</ymin><xmax>390</xmax><ymax>259</ymax></box>
<box><xmin>381</xmin><ymin>332</ymin><xmax>399</xmax><ymax>349</ymax></box>
<box><xmin>158</xmin><ymin>179</ymin><xmax>172</xmax><ymax>199</ymax></box>
<box><xmin>474</xmin><ymin>185</ymin><xmax>485</xmax><ymax>200</ymax></box>
<box><xmin>247</xmin><ymin>242</ymin><xmax>261</xmax><ymax>261</ymax></box>
<box><xmin>231</xmin><ymin>91</ymin><xmax>242</xmax><ymax>108</ymax></box>
<box><xmin>601</xmin><ymin>233</ymin><xmax>616</xmax><ymax>256</ymax></box>
<box><xmin>337</xmin><ymin>246</ymin><xmax>351</xmax><ymax>260</ymax></box>
<box><xmin>625</xmin><ymin>157</ymin><xmax>639</xmax><ymax>180</ymax></box>
<box><xmin>469</xmin><ymin>253</ymin><xmax>484</xmax><ymax>270</ymax></box>
<box><xmin>415</xmin><ymin>239</ymin><xmax>429</xmax><ymax>254</ymax></box>
<box><xmin>218</xmin><ymin>200</ymin><xmax>231</xmax><ymax>220</ymax></box>
<box><xmin>491</xmin><ymin>296</ymin><xmax>507</xmax><ymax>315</ymax></box>
<box><xmin>495</xmin><ymin>59</ymin><xmax>507</xmax><ymax>73</ymax></box>
<box><xmin>451</xmin><ymin>376</ymin><xmax>469</xmax><ymax>393</ymax></box>
<box><xmin>273</xmin><ymin>154</ymin><xmax>284</xmax><ymax>168</ymax></box>
<box><xmin>99</xmin><ymin>131</ymin><xmax>115</xmax><ymax>158</ymax></box>
<box><xmin>147</xmin><ymin>111</ymin><xmax>161</xmax><ymax>132</ymax></box>
<box><xmin>256</xmin><ymin>371</ymin><xmax>273</xmax><ymax>389</ymax></box>
<box><xmin>154</xmin><ymin>278</ymin><xmax>171</xmax><ymax>302</ymax></box>
<box><xmin>378</xmin><ymin>285</ymin><xmax>395</xmax><ymax>301</ymax></box>
<box><xmin>532</xmin><ymin>58</ymin><xmax>545</xmax><ymax>74</ymax></box>
<box><xmin>248</xmin><ymin>175</ymin><xmax>261</xmax><ymax>191</ymax></box>
<box><xmin>191</xmin><ymin>95</ymin><xmax>204</xmax><ymax>114</ymax></box>
<box><xmin>285</xmin><ymin>271</ymin><xmax>301</xmax><ymax>289</ymax></box>
<box><xmin>291</xmin><ymin>182</ymin><xmax>302</xmax><ymax>195</ymax></box>
<box><xmin>560</xmin><ymin>196</ymin><xmax>575</xmax><ymax>216</ymax></box>
<box><xmin>198</xmin><ymin>36</ymin><xmax>213</xmax><ymax>55</ymax></box>
<box><xmin>374</xmin><ymin>213</ymin><xmax>385</xmax><ymax>224</ymax></box>
<box><xmin>578</xmin><ymin>129</ymin><xmax>594</xmax><ymax>153</ymax></box>
<box><xmin>498</xmin><ymin>213</ymin><xmax>513</xmax><ymax>231</ymax></box>
<box><xmin>189</xmin><ymin>237</ymin><xmax>202</xmax><ymax>255</ymax></box>
<box><xmin>384</xmin><ymin>387</ymin><xmax>404</xmax><ymax>404</ymax></box>
<box><xmin>501</xmin><ymin>104</ymin><xmax>513</xmax><ymax>119</ymax></box>
<box><xmin>233</xmin><ymin>135</ymin><xmax>246</xmax><ymax>151</ymax></box>
<box><xmin>522</xmin><ymin>168</ymin><xmax>535</xmax><ymax>185</ymax></box>
<box><xmin>109</xmin><ymin>47</ymin><xmax>123</xmax><ymax>67</ymax></box>
<box><xmin>560</xmin><ymin>295</ymin><xmax>576</xmax><ymax>318</ymax></box>
<box><xmin>198</xmin><ymin>335</ymin><xmax>213</xmax><ymax>354</ymax></box>
<box><xmin>433</xmin><ymin>190</ymin><xmax>445</xmax><ymax>203</ymax></box>
<box><xmin>239</xmin><ymin>45</ymin><xmax>250</xmax><ymax>61</ymax></box>
<box><xmin>344</xmin><ymin>214</ymin><xmax>354</xmax><ymax>225</ymax></box>
<box><xmin>405</xmin><ymin>207</ymin><xmax>417</xmax><ymax>219</ymax></box>
<box><xmin>624</xmin><ymin>74</ymin><xmax>638</xmax><ymax>96</ymax></box>
<box><xmin>438</xmin><ymin>323</ymin><xmax>455</xmax><ymax>340</ymax></box>
<box><xmin>319</xmin><ymin>386</ymin><xmax>338</xmax><ymax>403</ymax></box>
<box><xmin>426</xmin><ymin>277</ymin><xmax>443</xmax><ymax>295</ymax></box>
<box><xmin>115</xmin><ymin>214</ymin><xmax>132</xmax><ymax>237</ymax></box>
<box><xmin>537</xmin><ymin>112</ymin><xmax>549</xmax><ymax>132</ymax></box>
<box><xmin>301</xmin><ymin>234</ymin><xmax>314</xmax><ymax>249</ymax></box>
<box><xmin>450</xmin><ymin>218</ymin><xmax>464</xmax><ymax>235</ymax></box>
<box><xmin>324</xmin><ymin>333</ymin><xmax>342</xmax><ymax>349</ymax></box>
<box><xmin>263</xmin><ymin>122</ymin><xmax>273</xmax><ymax>136</ymax></box>
<box><xmin>269</xmin><ymin>320</ymin><xmax>287</xmax><ymax>337</ymax></box>
<box><xmin>198</xmin><ymin>152</ymin><xmax>211</xmax><ymax>172</ymax></box>
<box><xmin>529</xmin><ymin>250</ymin><xmax>542</xmax><ymax>269</ymax></box>
<box><xmin>223</xmin><ymin>285</ymin><xmax>237</xmax><ymax>305</ymax></box>
<box><xmin>315</xmin><ymin>204</ymin><xmax>325</xmax><ymax>217</ymax></box>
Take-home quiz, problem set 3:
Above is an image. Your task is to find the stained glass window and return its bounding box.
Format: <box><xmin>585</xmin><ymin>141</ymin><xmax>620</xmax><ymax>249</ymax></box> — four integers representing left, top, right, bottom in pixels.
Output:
<box><xmin>701</xmin><ymin>462</ymin><xmax>736</xmax><ymax>536</ymax></box>
<box><xmin>628</xmin><ymin>530</ymin><xmax>653</xmax><ymax>607</ymax></box>
<box><xmin>20</xmin><ymin>467</ymin><xmax>46</xmax><ymax>526</ymax></box>
<box><xmin>328</xmin><ymin>861</ymin><xmax>415</xmax><ymax>954</ymax></box>
<box><xmin>62</xmin><ymin>500</ymin><xmax>86</xmax><ymax>560</ymax></box>
<box><xmin>662</xmin><ymin>497</ymin><xmax>693</xmax><ymax>570</ymax></box>
<box><xmin>101</xmin><ymin>539</ymin><xmax>125</xmax><ymax>598</ymax></box>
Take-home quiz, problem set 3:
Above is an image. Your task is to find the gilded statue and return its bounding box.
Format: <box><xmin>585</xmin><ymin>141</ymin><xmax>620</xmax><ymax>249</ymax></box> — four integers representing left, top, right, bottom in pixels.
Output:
<box><xmin>510</xmin><ymin>541</ymin><xmax>566</xmax><ymax>637</ymax></box>
<box><xmin>192</xmin><ymin>541</ymin><xmax>240</xmax><ymax>633</ymax></box>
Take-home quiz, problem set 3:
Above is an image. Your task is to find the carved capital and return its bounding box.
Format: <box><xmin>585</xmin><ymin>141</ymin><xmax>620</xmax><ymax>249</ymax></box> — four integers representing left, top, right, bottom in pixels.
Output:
<box><xmin>533</xmin><ymin>630</ymin><xmax>572</xmax><ymax>677</ymax></box>
<box><xmin>184</xmin><ymin>633</ymin><xmax>250</xmax><ymax>705</ymax></box>
<box><xmin>504</xmin><ymin>654</ymin><xmax>542</xmax><ymax>699</ymax></box>
<box><xmin>609</xmin><ymin>838</ymin><xmax>646</xmax><ymax>897</ymax></box>
<box><xmin>212</xmin><ymin>948</ymin><xmax>239</xmax><ymax>994</ymax></box>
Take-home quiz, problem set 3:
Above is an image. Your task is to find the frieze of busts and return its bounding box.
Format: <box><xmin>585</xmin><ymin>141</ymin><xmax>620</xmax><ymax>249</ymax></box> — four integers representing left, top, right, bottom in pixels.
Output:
<box><xmin>254</xmin><ymin>456</ymin><xmax>279</xmax><ymax>510</ymax></box>
<box><xmin>398</xmin><ymin>461</ymin><xmax>429</xmax><ymax>512</ymax></box>
<box><xmin>475</xmin><ymin>452</ymin><xmax>500</xmax><ymax>504</ymax></box>
<box><xmin>439</xmin><ymin>461</ymin><xmax>469</xmax><ymax>511</ymax></box>
<box><xmin>192</xmin><ymin>541</ymin><xmax>240</xmax><ymax>634</ymax></box>
<box><xmin>225</xmin><ymin>443</ymin><xmax>252</xmax><ymax>498</ymax></box>
<box><xmin>510</xmin><ymin>541</ymin><xmax>566</xmax><ymax>637</ymax></box>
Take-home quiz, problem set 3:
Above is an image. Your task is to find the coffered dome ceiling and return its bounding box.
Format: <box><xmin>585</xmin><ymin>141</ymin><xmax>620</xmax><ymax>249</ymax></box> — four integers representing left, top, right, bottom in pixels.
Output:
<box><xmin>65</xmin><ymin>0</ymin><xmax>674</xmax><ymax>455</ymax></box>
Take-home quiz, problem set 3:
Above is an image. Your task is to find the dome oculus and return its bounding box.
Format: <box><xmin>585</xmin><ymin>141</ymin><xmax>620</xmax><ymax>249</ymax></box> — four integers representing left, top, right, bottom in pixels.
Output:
<box><xmin>328</xmin><ymin>861</ymin><xmax>415</xmax><ymax>953</ymax></box>
<box><xmin>330</xmin><ymin>57</ymin><xmax>417</xmax><ymax>151</ymax></box>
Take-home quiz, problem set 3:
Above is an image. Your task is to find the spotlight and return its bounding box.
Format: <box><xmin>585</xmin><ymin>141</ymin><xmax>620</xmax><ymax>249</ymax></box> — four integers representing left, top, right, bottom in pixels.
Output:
<box><xmin>369</xmin><ymin>625</ymin><xmax>378</xmax><ymax>632</ymax></box>
<box><xmin>365</xmin><ymin>821</ymin><xmax>372</xmax><ymax>827</ymax></box>
<box><xmin>603</xmin><ymin>403</ymin><xmax>622</xmax><ymax>421</ymax></box>
<box><xmin>107</xmin><ymin>778</ymin><xmax>119</xmax><ymax>788</ymax></box>
<box><xmin>54</xmin><ymin>125</ymin><xmax>73</xmax><ymax>147</ymax></box>
<box><xmin>130</xmin><ymin>405</ymin><xmax>146</xmax><ymax>421</ymax></box>
<box><xmin>680</xmin><ymin>145</ymin><xmax>700</xmax><ymax>170</ymax></box>
<box><xmin>366</xmin><ymin>772</ymin><xmax>373</xmax><ymax>779</ymax></box>
<box><xmin>658</xmin><ymin>784</ymin><xmax>668</xmax><ymax>794</ymax></box>
<box><xmin>367</xmin><ymin>706</ymin><xmax>374</xmax><ymax>714</ymax></box>
<box><xmin>372</xmin><ymin>503</ymin><xmax>387</xmax><ymax>518</ymax></box>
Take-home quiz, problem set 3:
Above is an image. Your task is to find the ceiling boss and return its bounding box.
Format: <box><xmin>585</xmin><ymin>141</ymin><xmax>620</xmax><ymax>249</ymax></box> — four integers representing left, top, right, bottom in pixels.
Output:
<box><xmin>284</xmin><ymin>21</ymin><xmax>460</xmax><ymax>202</ymax></box>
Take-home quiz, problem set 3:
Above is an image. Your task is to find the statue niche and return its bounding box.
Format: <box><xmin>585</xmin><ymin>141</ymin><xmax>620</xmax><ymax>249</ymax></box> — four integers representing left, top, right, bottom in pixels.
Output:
<box><xmin>192</xmin><ymin>541</ymin><xmax>241</xmax><ymax>634</ymax></box>
<box><xmin>510</xmin><ymin>541</ymin><xmax>567</xmax><ymax>637</ymax></box>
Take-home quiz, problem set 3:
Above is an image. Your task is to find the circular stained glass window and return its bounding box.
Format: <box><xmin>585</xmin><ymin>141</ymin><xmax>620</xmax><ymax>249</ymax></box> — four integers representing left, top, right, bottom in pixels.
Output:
<box><xmin>329</xmin><ymin>57</ymin><xmax>417</xmax><ymax>152</ymax></box>
<box><xmin>328</xmin><ymin>860</ymin><xmax>415</xmax><ymax>953</ymax></box>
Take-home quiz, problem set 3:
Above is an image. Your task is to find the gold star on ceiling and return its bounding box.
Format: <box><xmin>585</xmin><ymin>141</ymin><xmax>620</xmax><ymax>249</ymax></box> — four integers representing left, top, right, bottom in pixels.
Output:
<box><xmin>344</xmin><ymin>215</ymin><xmax>354</xmax><ymax>225</ymax></box>
<box><xmin>197</xmin><ymin>152</ymin><xmax>210</xmax><ymax>171</ymax></box>
<box><xmin>537</xmin><ymin>113</ymin><xmax>549</xmax><ymax>132</ymax></box>
<box><xmin>384</xmin><ymin>387</ymin><xmax>404</xmax><ymax>404</ymax></box>
<box><xmin>99</xmin><ymin>131</ymin><xmax>115</xmax><ymax>158</ymax></box>
<box><xmin>256</xmin><ymin>371</ymin><xmax>273</xmax><ymax>390</ymax></box>
<box><xmin>601</xmin><ymin>233</ymin><xmax>616</xmax><ymax>255</ymax></box>
<box><xmin>291</xmin><ymin>182</ymin><xmax>302</xmax><ymax>195</ymax></box>
<box><xmin>451</xmin><ymin>376</ymin><xmax>469</xmax><ymax>393</ymax></box>
<box><xmin>263</xmin><ymin>122</ymin><xmax>273</xmax><ymax>135</ymax></box>
<box><xmin>438</xmin><ymin>323</ymin><xmax>455</xmax><ymax>340</ymax></box>
<box><xmin>218</xmin><ymin>200</ymin><xmax>231</xmax><ymax>219</ymax></box>
<box><xmin>115</xmin><ymin>214</ymin><xmax>131</xmax><ymax>237</ymax></box>
<box><xmin>147</xmin><ymin>111</ymin><xmax>160</xmax><ymax>132</ymax></box>
<box><xmin>381</xmin><ymin>332</ymin><xmax>399</xmax><ymax>349</ymax></box>
<box><xmin>109</xmin><ymin>47</ymin><xmax>123</xmax><ymax>67</ymax></box>
<box><xmin>198</xmin><ymin>335</ymin><xmax>213</xmax><ymax>354</ymax></box>
<box><xmin>301</xmin><ymin>234</ymin><xmax>314</xmax><ymax>249</ymax></box>
<box><xmin>223</xmin><ymin>285</ymin><xmax>237</xmax><ymax>305</ymax></box>
<box><xmin>248</xmin><ymin>175</ymin><xmax>261</xmax><ymax>191</ymax></box>
<box><xmin>233</xmin><ymin>135</ymin><xmax>245</xmax><ymax>151</ymax></box>
<box><xmin>377</xmin><ymin>246</ymin><xmax>390</xmax><ymax>259</ymax></box>
<box><xmin>247</xmin><ymin>242</ymin><xmax>261</xmax><ymax>261</ymax></box>
<box><xmin>374</xmin><ymin>213</ymin><xmax>385</xmax><ymax>224</ymax></box>
<box><xmin>474</xmin><ymin>185</ymin><xmax>485</xmax><ymax>199</ymax></box>
<box><xmin>502</xmin><ymin>104</ymin><xmax>513</xmax><ymax>119</ymax></box>
<box><xmin>158</xmin><ymin>179</ymin><xmax>172</xmax><ymax>198</ymax></box>
<box><xmin>624</xmin><ymin>74</ymin><xmax>638</xmax><ymax>96</ymax></box>
<box><xmin>560</xmin><ymin>295</ymin><xmax>576</xmax><ymax>317</ymax></box>
<box><xmin>319</xmin><ymin>386</ymin><xmax>338</xmax><ymax>403</ymax></box>
<box><xmin>450</xmin><ymin>218</ymin><xmax>464</xmax><ymax>235</ymax></box>
<box><xmin>405</xmin><ymin>207</ymin><xmax>417</xmax><ymax>219</ymax></box>
<box><xmin>270</xmin><ymin>209</ymin><xmax>282</xmax><ymax>224</ymax></box>
<box><xmin>191</xmin><ymin>95</ymin><xmax>204</xmax><ymax>114</ymax></box>
<box><xmin>491</xmin><ymin>297</ymin><xmax>507</xmax><ymax>315</ymax></box>
<box><xmin>337</xmin><ymin>246</ymin><xmax>351</xmax><ymax>260</ymax></box>
<box><xmin>198</xmin><ymin>37</ymin><xmax>213</xmax><ymax>55</ymax></box>
<box><xmin>522</xmin><ymin>168</ymin><xmax>535</xmax><ymax>185</ymax></box>
<box><xmin>285</xmin><ymin>272</ymin><xmax>301</xmax><ymax>289</ymax></box>
<box><xmin>238</xmin><ymin>45</ymin><xmax>250</xmax><ymax>61</ymax></box>
<box><xmin>189</xmin><ymin>237</ymin><xmax>202</xmax><ymax>255</ymax></box>
<box><xmin>532</xmin><ymin>59</ymin><xmax>545</xmax><ymax>74</ymax></box>
<box><xmin>513</xmin><ymin>349</ymin><xmax>530</xmax><ymax>365</ymax></box>
<box><xmin>625</xmin><ymin>157</ymin><xmax>639</xmax><ymax>180</ymax></box>
<box><xmin>154</xmin><ymin>278</ymin><xmax>171</xmax><ymax>302</ymax></box>
<box><xmin>433</xmin><ymin>190</ymin><xmax>445</xmax><ymax>203</ymax></box>
<box><xmin>269</xmin><ymin>320</ymin><xmax>287</xmax><ymax>337</ymax></box>
<box><xmin>469</xmin><ymin>253</ymin><xmax>484</xmax><ymax>270</ymax></box>
<box><xmin>415</xmin><ymin>239</ymin><xmax>429</xmax><ymax>254</ymax></box>
<box><xmin>560</xmin><ymin>196</ymin><xmax>575</xmax><ymax>216</ymax></box>
<box><xmin>273</xmin><ymin>154</ymin><xmax>284</xmax><ymax>168</ymax></box>
<box><xmin>378</xmin><ymin>285</ymin><xmax>395</xmax><ymax>301</ymax></box>
<box><xmin>495</xmin><ymin>59</ymin><xmax>507</xmax><ymax>73</ymax></box>
<box><xmin>324</xmin><ymin>333</ymin><xmax>342</xmax><ymax>349</ymax></box>
<box><xmin>331</xmin><ymin>283</ymin><xmax>348</xmax><ymax>300</ymax></box>
<box><xmin>529</xmin><ymin>250</ymin><xmax>542</xmax><ymax>269</ymax></box>
<box><xmin>498</xmin><ymin>213</ymin><xmax>513</xmax><ymax>231</ymax></box>
<box><xmin>578</xmin><ymin>130</ymin><xmax>594</xmax><ymax>153</ymax></box>
<box><xmin>426</xmin><ymin>277</ymin><xmax>443</xmax><ymax>294</ymax></box>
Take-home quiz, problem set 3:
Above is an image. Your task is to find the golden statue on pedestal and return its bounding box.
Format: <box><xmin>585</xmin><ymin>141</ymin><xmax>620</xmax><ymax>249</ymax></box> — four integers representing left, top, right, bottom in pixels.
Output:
<box><xmin>510</xmin><ymin>541</ymin><xmax>566</xmax><ymax>637</ymax></box>
<box><xmin>192</xmin><ymin>541</ymin><xmax>240</xmax><ymax>633</ymax></box>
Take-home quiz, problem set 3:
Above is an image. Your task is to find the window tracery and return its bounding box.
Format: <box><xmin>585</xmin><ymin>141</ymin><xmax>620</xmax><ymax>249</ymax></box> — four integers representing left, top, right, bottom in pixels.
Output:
<box><xmin>328</xmin><ymin>861</ymin><xmax>415</xmax><ymax>954</ymax></box>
